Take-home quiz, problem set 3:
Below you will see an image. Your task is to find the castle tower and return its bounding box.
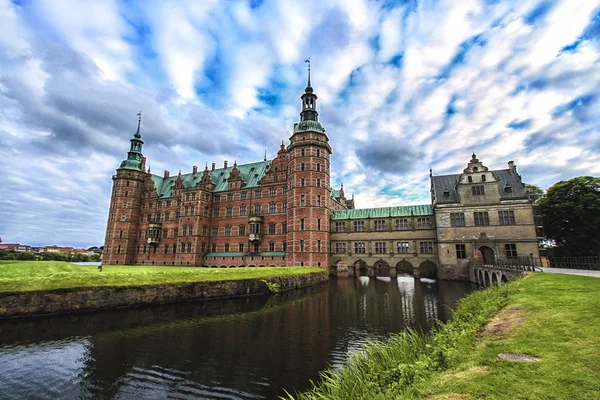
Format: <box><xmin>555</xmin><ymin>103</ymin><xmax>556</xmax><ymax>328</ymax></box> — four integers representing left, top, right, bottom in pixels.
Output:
<box><xmin>102</xmin><ymin>113</ymin><xmax>146</xmax><ymax>265</ymax></box>
<box><xmin>286</xmin><ymin>61</ymin><xmax>332</xmax><ymax>269</ymax></box>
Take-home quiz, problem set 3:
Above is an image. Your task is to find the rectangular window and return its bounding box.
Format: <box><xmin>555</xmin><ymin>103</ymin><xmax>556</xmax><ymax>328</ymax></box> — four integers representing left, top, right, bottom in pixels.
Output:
<box><xmin>121</xmin><ymin>214</ymin><xmax>126</xmax><ymax>221</ymax></box>
<box><xmin>283</xmin><ymin>200</ymin><xmax>288</xmax><ymax>212</ymax></box>
<box><xmin>268</xmin><ymin>223</ymin><xmax>276</xmax><ymax>234</ymax></box>
<box><xmin>505</xmin><ymin>243</ymin><xmax>518</xmax><ymax>258</ymax></box>
<box><xmin>269</xmin><ymin>242</ymin><xmax>275</xmax><ymax>251</ymax></box>
<box><xmin>317</xmin><ymin>240</ymin><xmax>321</xmax><ymax>252</ymax></box>
<box><xmin>317</xmin><ymin>195</ymin><xmax>321</xmax><ymax>206</ymax></box>
<box><xmin>474</xmin><ymin>212</ymin><xmax>490</xmax><ymax>226</ymax></box>
<box><xmin>240</xmin><ymin>205</ymin><xmax>247</xmax><ymax>216</ymax></box>
<box><xmin>283</xmin><ymin>241</ymin><xmax>287</xmax><ymax>251</ymax></box>
<box><xmin>375</xmin><ymin>242</ymin><xmax>387</xmax><ymax>254</ymax></box>
<box><xmin>375</xmin><ymin>220</ymin><xmax>386</xmax><ymax>231</ymax></box>
<box><xmin>301</xmin><ymin>178</ymin><xmax>305</xmax><ymax>187</ymax></box>
<box><xmin>227</xmin><ymin>193</ymin><xmax>233</xmax><ymax>201</ymax></box>
<box><xmin>241</xmin><ymin>192</ymin><xmax>247</xmax><ymax>200</ymax></box>
<box><xmin>335</xmin><ymin>242</ymin><xmax>346</xmax><ymax>253</ymax></box>
<box><xmin>270</xmin><ymin>187</ymin><xmax>276</xmax><ymax>197</ymax></box>
<box><xmin>456</xmin><ymin>244</ymin><xmax>467</xmax><ymax>259</ymax></box>
<box><xmin>211</xmin><ymin>243</ymin><xmax>217</xmax><ymax>252</ymax></box>
<box><xmin>317</xmin><ymin>178</ymin><xmax>321</xmax><ymax>187</ymax></box>
<box><xmin>353</xmin><ymin>221</ymin><xmax>365</xmax><ymax>232</ymax></box>
<box><xmin>225</xmin><ymin>226</ymin><xmax>231</xmax><ymax>237</ymax></box>
<box><xmin>269</xmin><ymin>202</ymin><xmax>276</xmax><ymax>213</ymax></box>
<box><xmin>254</xmin><ymin>203</ymin><xmax>262</xmax><ymax>214</ymax></box>
<box><xmin>472</xmin><ymin>185</ymin><xmax>485</xmax><ymax>196</ymax></box>
<box><xmin>226</xmin><ymin>207</ymin><xmax>232</xmax><ymax>217</ymax></box>
<box><xmin>317</xmin><ymin>219</ymin><xmax>321</xmax><ymax>231</ymax></box>
<box><xmin>213</xmin><ymin>208</ymin><xmax>220</xmax><ymax>217</ymax></box>
<box><xmin>419</xmin><ymin>241</ymin><xmax>434</xmax><ymax>254</ymax></box>
<box><xmin>249</xmin><ymin>224</ymin><xmax>260</xmax><ymax>234</ymax></box>
<box><xmin>282</xmin><ymin>222</ymin><xmax>287</xmax><ymax>234</ymax></box>
<box><xmin>300</xmin><ymin>219</ymin><xmax>305</xmax><ymax>230</ymax></box>
<box><xmin>212</xmin><ymin>227</ymin><xmax>218</xmax><ymax>237</ymax></box>
<box><xmin>417</xmin><ymin>217</ymin><xmax>432</xmax><ymax>229</ymax></box>
<box><xmin>202</xmin><ymin>226</ymin><xmax>208</xmax><ymax>236</ymax></box>
<box><xmin>335</xmin><ymin>221</ymin><xmax>345</xmax><ymax>232</ymax></box>
<box><xmin>239</xmin><ymin>243</ymin><xmax>244</xmax><ymax>252</ymax></box>
<box><xmin>499</xmin><ymin>210</ymin><xmax>515</xmax><ymax>225</ymax></box>
<box><xmin>300</xmin><ymin>195</ymin><xmax>305</xmax><ymax>206</ymax></box>
<box><xmin>354</xmin><ymin>242</ymin><xmax>366</xmax><ymax>254</ymax></box>
<box><xmin>397</xmin><ymin>242</ymin><xmax>410</xmax><ymax>253</ymax></box>
<box><xmin>450</xmin><ymin>213</ymin><xmax>466</xmax><ymax>227</ymax></box>
<box><xmin>301</xmin><ymin>163</ymin><xmax>305</xmax><ymax>171</ymax></box>
<box><xmin>117</xmin><ymin>245</ymin><xmax>121</xmax><ymax>254</ymax></box>
<box><xmin>224</xmin><ymin>243</ymin><xmax>230</xmax><ymax>252</ymax></box>
<box><xmin>255</xmin><ymin>190</ymin><xmax>261</xmax><ymax>199</ymax></box>
<box><xmin>395</xmin><ymin>218</ymin><xmax>409</xmax><ymax>230</ymax></box>
<box><xmin>239</xmin><ymin>224</ymin><xmax>246</xmax><ymax>236</ymax></box>
<box><xmin>300</xmin><ymin>240</ymin><xmax>305</xmax><ymax>252</ymax></box>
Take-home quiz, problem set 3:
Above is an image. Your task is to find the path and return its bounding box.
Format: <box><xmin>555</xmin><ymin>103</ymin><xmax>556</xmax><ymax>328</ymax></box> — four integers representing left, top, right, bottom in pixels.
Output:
<box><xmin>540</xmin><ymin>268</ymin><xmax>600</xmax><ymax>278</ymax></box>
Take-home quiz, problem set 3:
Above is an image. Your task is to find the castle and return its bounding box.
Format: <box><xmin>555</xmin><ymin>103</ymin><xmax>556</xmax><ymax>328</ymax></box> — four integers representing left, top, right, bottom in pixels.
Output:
<box><xmin>102</xmin><ymin>70</ymin><xmax>540</xmax><ymax>280</ymax></box>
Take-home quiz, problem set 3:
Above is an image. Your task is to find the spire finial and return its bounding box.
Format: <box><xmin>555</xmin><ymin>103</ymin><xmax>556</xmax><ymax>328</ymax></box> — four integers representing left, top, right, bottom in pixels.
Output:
<box><xmin>304</xmin><ymin>57</ymin><xmax>313</xmax><ymax>93</ymax></box>
<box><xmin>134</xmin><ymin>111</ymin><xmax>142</xmax><ymax>138</ymax></box>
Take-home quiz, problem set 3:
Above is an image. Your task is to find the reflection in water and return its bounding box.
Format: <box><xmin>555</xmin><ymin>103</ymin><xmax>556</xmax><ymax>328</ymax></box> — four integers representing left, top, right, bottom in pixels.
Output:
<box><xmin>0</xmin><ymin>277</ymin><xmax>475</xmax><ymax>400</ymax></box>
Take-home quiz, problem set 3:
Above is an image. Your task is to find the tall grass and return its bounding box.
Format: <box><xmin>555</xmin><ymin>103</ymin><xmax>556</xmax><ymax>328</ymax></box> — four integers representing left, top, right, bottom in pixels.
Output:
<box><xmin>286</xmin><ymin>284</ymin><xmax>510</xmax><ymax>400</ymax></box>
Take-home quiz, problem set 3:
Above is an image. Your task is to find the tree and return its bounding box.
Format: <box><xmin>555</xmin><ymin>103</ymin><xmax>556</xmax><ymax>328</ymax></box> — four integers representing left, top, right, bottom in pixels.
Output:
<box><xmin>524</xmin><ymin>183</ymin><xmax>544</xmax><ymax>203</ymax></box>
<box><xmin>539</xmin><ymin>176</ymin><xmax>600</xmax><ymax>256</ymax></box>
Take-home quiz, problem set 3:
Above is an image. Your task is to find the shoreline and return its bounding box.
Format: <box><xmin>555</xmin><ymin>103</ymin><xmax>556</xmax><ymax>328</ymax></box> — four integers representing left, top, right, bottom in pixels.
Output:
<box><xmin>0</xmin><ymin>271</ymin><xmax>328</xmax><ymax>319</ymax></box>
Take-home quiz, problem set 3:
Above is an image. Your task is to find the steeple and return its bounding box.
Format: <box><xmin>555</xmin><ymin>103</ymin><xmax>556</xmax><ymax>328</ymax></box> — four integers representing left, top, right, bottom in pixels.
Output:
<box><xmin>300</xmin><ymin>58</ymin><xmax>318</xmax><ymax>122</ymax></box>
<box><xmin>118</xmin><ymin>113</ymin><xmax>145</xmax><ymax>170</ymax></box>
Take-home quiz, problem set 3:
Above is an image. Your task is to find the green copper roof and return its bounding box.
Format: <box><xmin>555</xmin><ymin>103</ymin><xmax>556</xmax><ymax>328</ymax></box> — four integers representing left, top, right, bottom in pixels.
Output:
<box><xmin>331</xmin><ymin>189</ymin><xmax>341</xmax><ymax>198</ymax></box>
<box><xmin>293</xmin><ymin>120</ymin><xmax>326</xmax><ymax>133</ymax></box>
<box><xmin>205</xmin><ymin>252</ymin><xmax>246</xmax><ymax>257</ymax></box>
<box><xmin>118</xmin><ymin>159</ymin><xmax>142</xmax><ymax>170</ymax></box>
<box><xmin>331</xmin><ymin>205</ymin><xmax>432</xmax><ymax>220</ymax></box>
<box><xmin>150</xmin><ymin>160</ymin><xmax>272</xmax><ymax>198</ymax></box>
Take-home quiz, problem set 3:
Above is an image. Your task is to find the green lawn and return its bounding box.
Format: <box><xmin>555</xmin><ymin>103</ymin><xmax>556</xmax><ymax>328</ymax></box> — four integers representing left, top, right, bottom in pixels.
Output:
<box><xmin>0</xmin><ymin>261</ymin><xmax>325</xmax><ymax>293</ymax></box>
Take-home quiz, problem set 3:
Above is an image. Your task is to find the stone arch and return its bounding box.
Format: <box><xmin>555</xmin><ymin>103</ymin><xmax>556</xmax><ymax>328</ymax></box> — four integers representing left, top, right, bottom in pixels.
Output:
<box><xmin>396</xmin><ymin>260</ymin><xmax>414</xmax><ymax>276</ymax></box>
<box><xmin>248</xmin><ymin>265</ymin><xmax>256</xmax><ymax>267</ymax></box>
<box><xmin>491</xmin><ymin>272</ymin><xmax>498</xmax><ymax>286</ymax></box>
<box><xmin>238</xmin><ymin>265</ymin><xmax>245</xmax><ymax>268</ymax></box>
<box><xmin>501</xmin><ymin>274</ymin><xmax>508</xmax><ymax>283</ymax></box>
<box><xmin>478</xmin><ymin>269</ymin><xmax>485</xmax><ymax>285</ymax></box>
<box><xmin>484</xmin><ymin>270</ymin><xmax>491</xmax><ymax>286</ymax></box>
<box><xmin>259</xmin><ymin>265</ymin><xmax>266</xmax><ymax>268</ymax></box>
<box><xmin>353</xmin><ymin>259</ymin><xmax>368</xmax><ymax>270</ymax></box>
<box><xmin>477</xmin><ymin>246</ymin><xmax>495</xmax><ymax>265</ymax></box>
<box><xmin>374</xmin><ymin>259</ymin><xmax>390</xmax><ymax>269</ymax></box>
<box><xmin>419</xmin><ymin>260</ymin><xmax>437</xmax><ymax>279</ymax></box>
<box><xmin>229</xmin><ymin>265</ymin><xmax>237</xmax><ymax>268</ymax></box>
<box><xmin>220</xmin><ymin>265</ymin><xmax>227</xmax><ymax>268</ymax></box>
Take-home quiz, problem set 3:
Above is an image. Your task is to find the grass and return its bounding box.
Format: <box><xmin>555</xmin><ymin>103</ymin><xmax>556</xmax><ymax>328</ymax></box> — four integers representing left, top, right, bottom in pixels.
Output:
<box><xmin>287</xmin><ymin>273</ymin><xmax>600</xmax><ymax>400</ymax></box>
<box><xmin>0</xmin><ymin>261</ymin><xmax>325</xmax><ymax>293</ymax></box>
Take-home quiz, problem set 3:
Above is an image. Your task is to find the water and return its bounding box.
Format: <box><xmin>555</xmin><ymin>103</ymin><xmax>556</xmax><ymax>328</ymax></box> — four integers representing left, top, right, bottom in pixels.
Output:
<box><xmin>0</xmin><ymin>276</ymin><xmax>475</xmax><ymax>399</ymax></box>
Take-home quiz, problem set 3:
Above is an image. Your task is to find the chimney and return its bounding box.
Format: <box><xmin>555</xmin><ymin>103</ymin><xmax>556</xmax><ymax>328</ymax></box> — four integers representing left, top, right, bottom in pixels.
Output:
<box><xmin>211</xmin><ymin>163</ymin><xmax>216</xmax><ymax>171</ymax></box>
<box><xmin>140</xmin><ymin>157</ymin><xmax>147</xmax><ymax>172</ymax></box>
<box><xmin>163</xmin><ymin>170</ymin><xmax>170</xmax><ymax>179</ymax></box>
<box><xmin>508</xmin><ymin>161</ymin><xmax>517</xmax><ymax>172</ymax></box>
<box><xmin>192</xmin><ymin>165</ymin><xmax>198</xmax><ymax>174</ymax></box>
<box><xmin>224</xmin><ymin>160</ymin><xmax>228</xmax><ymax>169</ymax></box>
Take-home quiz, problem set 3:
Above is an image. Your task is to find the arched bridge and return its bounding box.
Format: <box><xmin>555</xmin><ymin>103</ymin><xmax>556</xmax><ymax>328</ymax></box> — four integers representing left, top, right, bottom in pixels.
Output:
<box><xmin>470</xmin><ymin>264</ymin><xmax>539</xmax><ymax>287</ymax></box>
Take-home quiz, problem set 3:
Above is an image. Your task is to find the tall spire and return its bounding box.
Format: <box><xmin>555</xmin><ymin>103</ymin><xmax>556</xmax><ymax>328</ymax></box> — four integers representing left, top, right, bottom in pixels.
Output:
<box><xmin>134</xmin><ymin>111</ymin><xmax>142</xmax><ymax>138</ymax></box>
<box><xmin>300</xmin><ymin>58</ymin><xmax>318</xmax><ymax>122</ymax></box>
<box><xmin>304</xmin><ymin>57</ymin><xmax>313</xmax><ymax>93</ymax></box>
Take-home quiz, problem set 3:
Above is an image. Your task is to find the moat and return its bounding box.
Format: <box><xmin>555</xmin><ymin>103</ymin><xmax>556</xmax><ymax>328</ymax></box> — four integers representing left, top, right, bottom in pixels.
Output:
<box><xmin>0</xmin><ymin>276</ymin><xmax>475</xmax><ymax>399</ymax></box>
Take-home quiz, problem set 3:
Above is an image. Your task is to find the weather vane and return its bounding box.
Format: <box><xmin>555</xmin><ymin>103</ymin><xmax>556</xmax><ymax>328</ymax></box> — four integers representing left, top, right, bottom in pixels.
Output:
<box><xmin>305</xmin><ymin>57</ymin><xmax>310</xmax><ymax>71</ymax></box>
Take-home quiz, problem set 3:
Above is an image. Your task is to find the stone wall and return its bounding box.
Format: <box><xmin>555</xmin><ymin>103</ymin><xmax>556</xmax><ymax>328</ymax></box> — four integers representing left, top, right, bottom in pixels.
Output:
<box><xmin>0</xmin><ymin>272</ymin><xmax>328</xmax><ymax>319</ymax></box>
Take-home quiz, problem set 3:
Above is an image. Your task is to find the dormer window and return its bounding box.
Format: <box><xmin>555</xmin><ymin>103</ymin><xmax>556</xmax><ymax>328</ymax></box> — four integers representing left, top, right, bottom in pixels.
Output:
<box><xmin>443</xmin><ymin>189</ymin><xmax>450</xmax><ymax>198</ymax></box>
<box><xmin>468</xmin><ymin>176</ymin><xmax>473</xmax><ymax>183</ymax></box>
<box><xmin>505</xmin><ymin>184</ymin><xmax>512</xmax><ymax>193</ymax></box>
<box><xmin>473</xmin><ymin>167</ymin><xmax>478</xmax><ymax>172</ymax></box>
<box><xmin>481</xmin><ymin>175</ymin><xmax>486</xmax><ymax>182</ymax></box>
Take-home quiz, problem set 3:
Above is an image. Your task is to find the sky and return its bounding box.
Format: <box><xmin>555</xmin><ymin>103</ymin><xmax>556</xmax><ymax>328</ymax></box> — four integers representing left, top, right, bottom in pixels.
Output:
<box><xmin>0</xmin><ymin>0</ymin><xmax>599</xmax><ymax>248</ymax></box>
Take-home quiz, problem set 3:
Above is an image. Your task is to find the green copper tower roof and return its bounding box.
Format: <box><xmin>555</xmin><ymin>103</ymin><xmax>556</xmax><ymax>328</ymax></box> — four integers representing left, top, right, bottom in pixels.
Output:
<box><xmin>118</xmin><ymin>113</ymin><xmax>144</xmax><ymax>171</ymax></box>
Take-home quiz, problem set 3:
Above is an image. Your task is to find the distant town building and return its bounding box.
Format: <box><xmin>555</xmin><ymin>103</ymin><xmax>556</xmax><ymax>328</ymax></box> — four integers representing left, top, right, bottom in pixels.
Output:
<box><xmin>101</xmin><ymin>69</ymin><xmax>539</xmax><ymax>280</ymax></box>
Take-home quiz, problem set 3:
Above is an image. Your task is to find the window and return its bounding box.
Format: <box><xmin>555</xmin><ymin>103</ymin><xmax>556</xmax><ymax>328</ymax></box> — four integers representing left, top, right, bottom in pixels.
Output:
<box><xmin>301</xmin><ymin>178</ymin><xmax>305</xmax><ymax>187</ymax></box>
<box><xmin>317</xmin><ymin>164</ymin><xmax>321</xmax><ymax>171</ymax></box>
<box><xmin>317</xmin><ymin>149</ymin><xmax>320</xmax><ymax>157</ymax></box>
<box><xmin>282</xmin><ymin>222</ymin><xmax>287</xmax><ymax>234</ymax></box>
<box><xmin>224</xmin><ymin>243</ymin><xmax>230</xmax><ymax>252</ymax></box>
<box><xmin>456</xmin><ymin>244</ymin><xmax>467</xmax><ymax>259</ymax></box>
<box><xmin>300</xmin><ymin>219</ymin><xmax>305</xmax><ymax>230</ymax></box>
<box><xmin>254</xmin><ymin>203</ymin><xmax>262</xmax><ymax>214</ymax></box>
<box><xmin>117</xmin><ymin>245</ymin><xmax>121</xmax><ymax>254</ymax></box>
<box><xmin>335</xmin><ymin>243</ymin><xmax>346</xmax><ymax>253</ymax></box>
<box><xmin>301</xmin><ymin>149</ymin><xmax>305</xmax><ymax>157</ymax></box>
<box><xmin>499</xmin><ymin>210</ymin><xmax>515</xmax><ymax>225</ymax></box>
<box><xmin>472</xmin><ymin>185</ymin><xmax>485</xmax><ymax>196</ymax></box>
<box><xmin>212</xmin><ymin>227</ymin><xmax>218</xmax><ymax>237</ymax></box>
<box><xmin>419</xmin><ymin>241</ymin><xmax>434</xmax><ymax>254</ymax></box>
<box><xmin>375</xmin><ymin>242</ymin><xmax>387</xmax><ymax>254</ymax></box>
<box><xmin>239</xmin><ymin>224</ymin><xmax>246</xmax><ymax>235</ymax></box>
<box><xmin>317</xmin><ymin>178</ymin><xmax>321</xmax><ymax>187</ymax></box>
<box><xmin>269</xmin><ymin>242</ymin><xmax>275</xmax><ymax>251</ymax></box>
<box><xmin>300</xmin><ymin>195</ymin><xmax>305</xmax><ymax>206</ymax></box>
<box><xmin>119</xmin><ymin>230</ymin><xmax>123</xmax><ymax>239</ymax></box>
<box><xmin>397</xmin><ymin>242</ymin><xmax>410</xmax><ymax>253</ymax></box>
<box><xmin>240</xmin><ymin>205</ymin><xmax>247</xmax><ymax>216</ymax></box>
<box><xmin>211</xmin><ymin>243</ymin><xmax>217</xmax><ymax>252</ymax></box>
<box><xmin>121</xmin><ymin>213</ymin><xmax>126</xmax><ymax>221</ymax></box>
<box><xmin>239</xmin><ymin>243</ymin><xmax>244</xmax><ymax>252</ymax></box>
<box><xmin>283</xmin><ymin>200</ymin><xmax>288</xmax><ymax>212</ymax></box>
<box><xmin>375</xmin><ymin>220</ymin><xmax>386</xmax><ymax>231</ymax></box>
<box><xmin>214</xmin><ymin>208</ymin><xmax>220</xmax><ymax>217</ymax></box>
<box><xmin>165</xmin><ymin>211</ymin><xmax>170</xmax><ymax>221</ymax></box>
<box><xmin>283</xmin><ymin>241</ymin><xmax>287</xmax><ymax>251</ymax></box>
<box><xmin>249</xmin><ymin>224</ymin><xmax>260</xmax><ymax>234</ymax></box>
<box><xmin>317</xmin><ymin>219</ymin><xmax>321</xmax><ymax>230</ymax></box>
<box><xmin>269</xmin><ymin>223</ymin><xmax>276</xmax><ymax>234</ymax></box>
<box><xmin>255</xmin><ymin>190</ymin><xmax>262</xmax><ymax>199</ymax></box>
<box><xmin>396</xmin><ymin>218</ymin><xmax>409</xmax><ymax>230</ymax></box>
<box><xmin>270</xmin><ymin>187</ymin><xmax>276</xmax><ymax>197</ymax></box>
<box><xmin>225</xmin><ymin>226</ymin><xmax>232</xmax><ymax>237</ymax></box>
<box><xmin>300</xmin><ymin>240</ymin><xmax>305</xmax><ymax>252</ymax></box>
<box><xmin>335</xmin><ymin>222</ymin><xmax>345</xmax><ymax>232</ymax></box>
<box><xmin>202</xmin><ymin>226</ymin><xmax>208</xmax><ymax>236</ymax></box>
<box><xmin>481</xmin><ymin>175</ymin><xmax>486</xmax><ymax>182</ymax></box>
<box><xmin>468</xmin><ymin>176</ymin><xmax>473</xmax><ymax>183</ymax></box>
<box><xmin>283</xmin><ymin>187</ymin><xmax>287</xmax><ymax>196</ymax></box>
<box><xmin>505</xmin><ymin>243</ymin><xmax>518</xmax><ymax>258</ymax></box>
<box><xmin>224</xmin><ymin>206</ymin><xmax>231</xmax><ymax>217</ymax></box>
<box><xmin>269</xmin><ymin>202</ymin><xmax>276</xmax><ymax>213</ymax></box>
<box><xmin>241</xmin><ymin>191</ymin><xmax>247</xmax><ymax>200</ymax></box>
<box><xmin>354</xmin><ymin>242</ymin><xmax>366</xmax><ymax>254</ymax></box>
<box><xmin>450</xmin><ymin>213</ymin><xmax>466</xmax><ymax>227</ymax></box>
<box><xmin>474</xmin><ymin>212</ymin><xmax>490</xmax><ymax>226</ymax></box>
<box><xmin>301</xmin><ymin>163</ymin><xmax>305</xmax><ymax>171</ymax></box>
<box><xmin>417</xmin><ymin>217</ymin><xmax>432</xmax><ymax>229</ymax></box>
<box><xmin>353</xmin><ymin>220</ymin><xmax>365</xmax><ymax>232</ymax></box>
<box><xmin>317</xmin><ymin>240</ymin><xmax>321</xmax><ymax>252</ymax></box>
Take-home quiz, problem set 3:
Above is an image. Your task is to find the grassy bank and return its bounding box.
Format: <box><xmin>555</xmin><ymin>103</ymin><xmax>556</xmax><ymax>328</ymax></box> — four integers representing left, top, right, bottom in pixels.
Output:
<box><xmin>289</xmin><ymin>273</ymin><xmax>600</xmax><ymax>399</ymax></box>
<box><xmin>0</xmin><ymin>261</ymin><xmax>324</xmax><ymax>293</ymax></box>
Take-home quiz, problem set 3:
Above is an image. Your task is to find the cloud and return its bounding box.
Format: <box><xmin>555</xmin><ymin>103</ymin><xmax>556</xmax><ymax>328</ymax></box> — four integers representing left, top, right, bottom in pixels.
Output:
<box><xmin>356</xmin><ymin>136</ymin><xmax>423</xmax><ymax>173</ymax></box>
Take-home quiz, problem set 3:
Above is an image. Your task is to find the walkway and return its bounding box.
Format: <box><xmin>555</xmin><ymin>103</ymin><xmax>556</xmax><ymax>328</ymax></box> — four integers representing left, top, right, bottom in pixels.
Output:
<box><xmin>541</xmin><ymin>268</ymin><xmax>600</xmax><ymax>278</ymax></box>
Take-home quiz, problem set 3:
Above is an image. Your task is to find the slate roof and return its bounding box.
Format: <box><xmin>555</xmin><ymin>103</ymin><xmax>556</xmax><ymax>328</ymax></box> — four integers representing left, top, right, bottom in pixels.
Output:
<box><xmin>332</xmin><ymin>205</ymin><xmax>432</xmax><ymax>220</ymax></box>
<box><xmin>150</xmin><ymin>160</ymin><xmax>272</xmax><ymax>198</ymax></box>
<box><xmin>431</xmin><ymin>169</ymin><xmax>528</xmax><ymax>204</ymax></box>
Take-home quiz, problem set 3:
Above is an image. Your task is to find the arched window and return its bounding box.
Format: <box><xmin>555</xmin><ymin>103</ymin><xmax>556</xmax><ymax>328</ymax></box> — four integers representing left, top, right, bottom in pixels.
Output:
<box><xmin>468</xmin><ymin>176</ymin><xmax>473</xmax><ymax>183</ymax></box>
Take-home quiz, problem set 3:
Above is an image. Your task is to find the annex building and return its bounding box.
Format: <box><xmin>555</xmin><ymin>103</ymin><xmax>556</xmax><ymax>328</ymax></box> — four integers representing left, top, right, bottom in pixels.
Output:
<box><xmin>102</xmin><ymin>72</ymin><xmax>540</xmax><ymax>280</ymax></box>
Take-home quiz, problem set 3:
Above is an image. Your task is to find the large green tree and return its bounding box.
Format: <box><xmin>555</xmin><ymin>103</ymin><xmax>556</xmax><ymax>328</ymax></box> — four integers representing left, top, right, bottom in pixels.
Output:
<box><xmin>539</xmin><ymin>176</ymin><xmax>600</xmax><ymax>256</ymax></box>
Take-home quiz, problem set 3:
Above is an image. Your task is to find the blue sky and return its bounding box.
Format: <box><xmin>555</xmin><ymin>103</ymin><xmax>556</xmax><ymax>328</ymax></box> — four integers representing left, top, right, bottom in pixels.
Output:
<box><xmin>0</xmin><ymin>0</ymin><xmax>599</xmax><ymax>248</ymax></box>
